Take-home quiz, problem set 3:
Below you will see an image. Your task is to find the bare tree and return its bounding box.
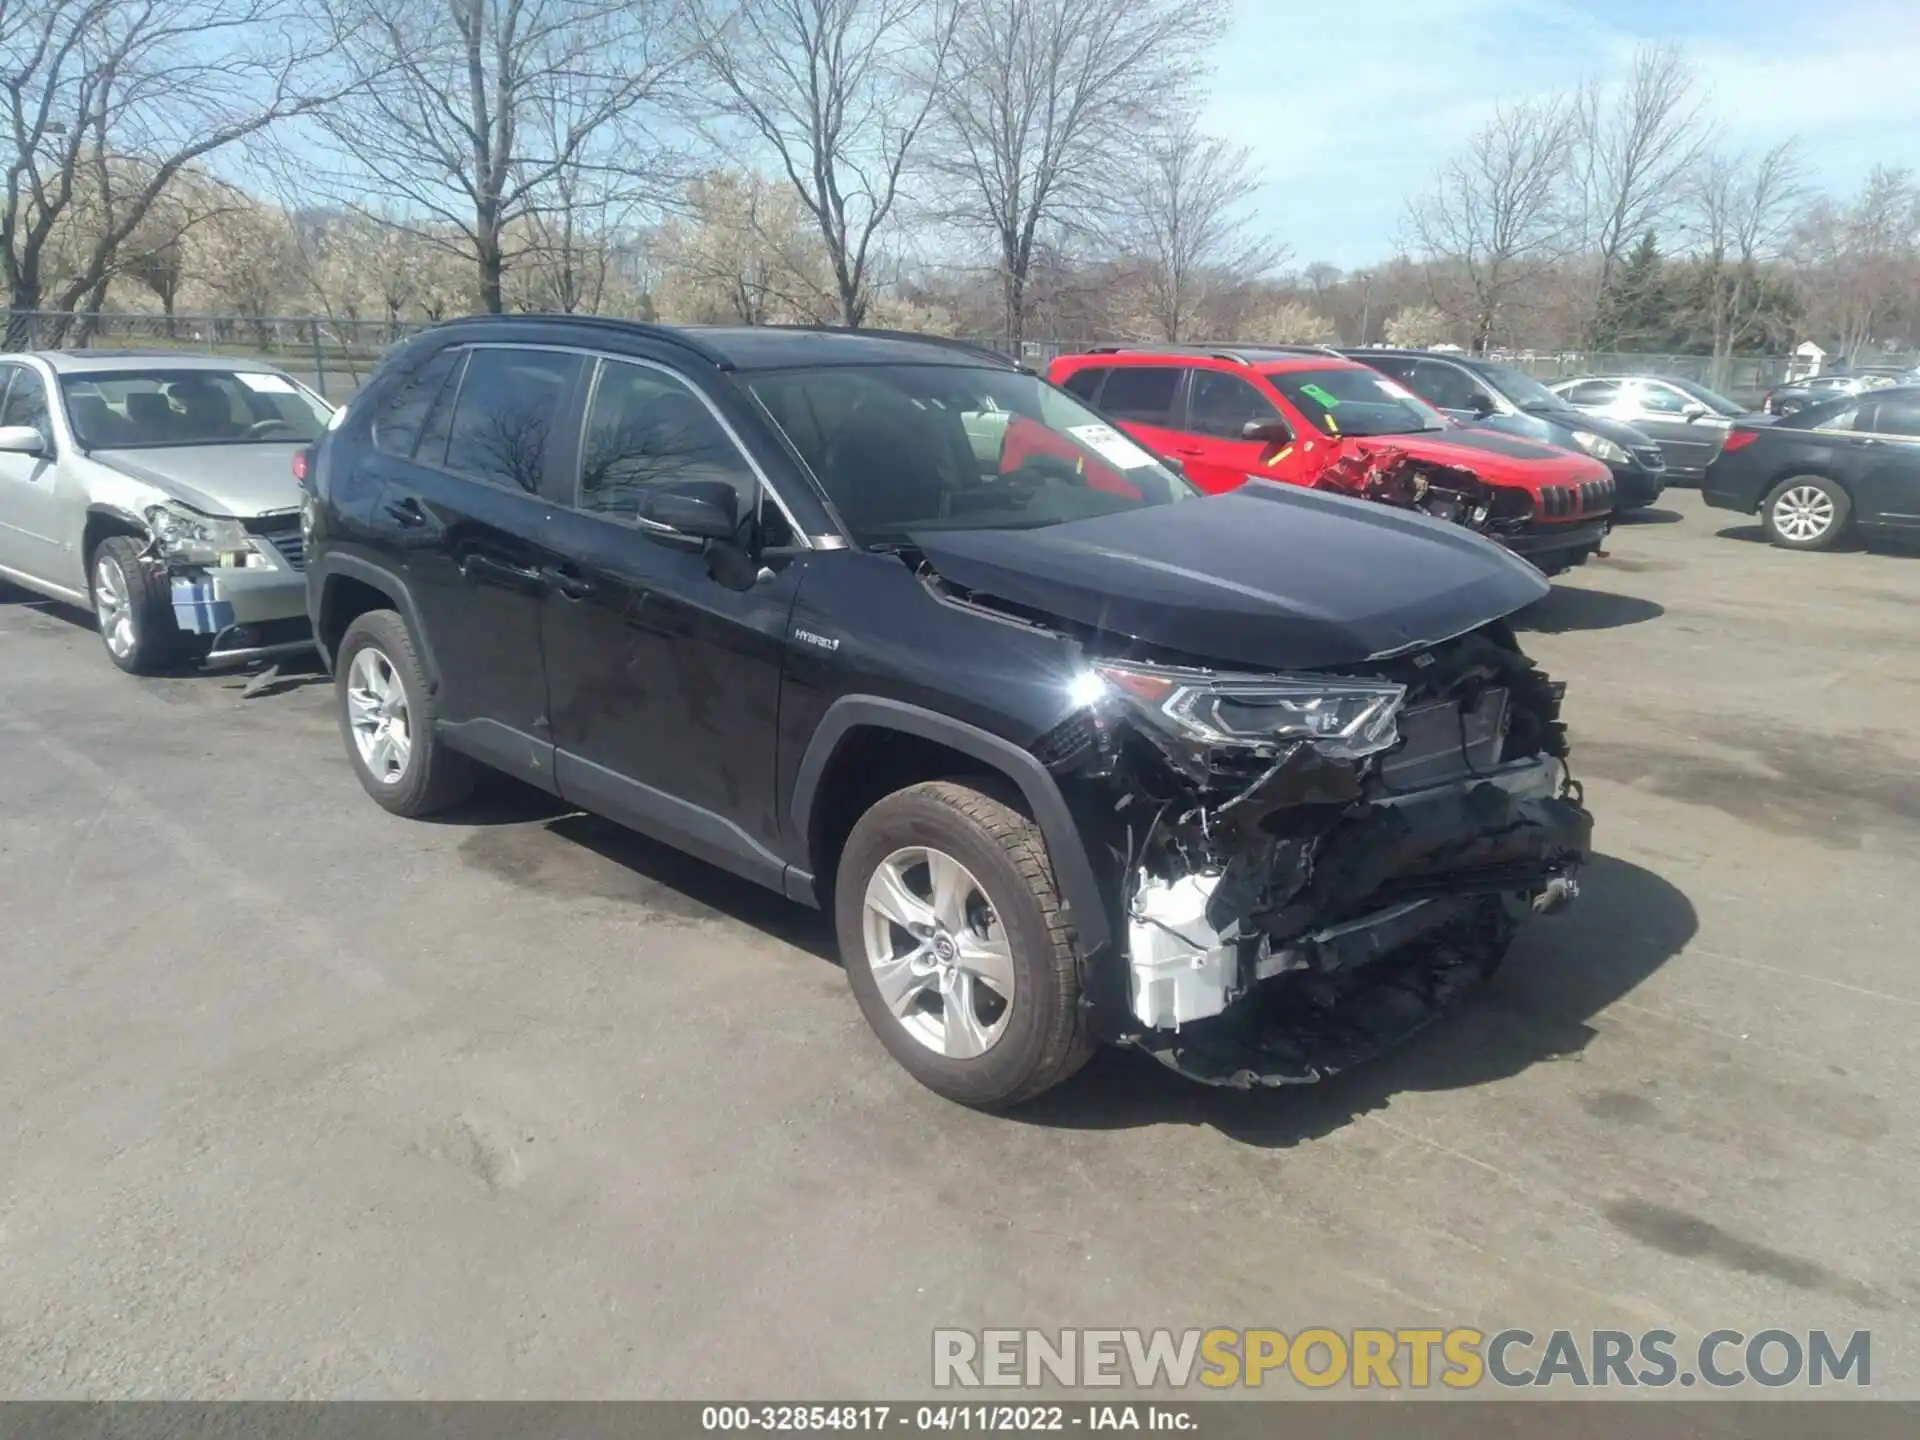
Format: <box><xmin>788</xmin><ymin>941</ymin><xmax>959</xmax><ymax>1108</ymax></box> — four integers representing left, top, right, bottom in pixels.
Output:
<box><xmin>685</xmin><ymin>0</ymin><xmax>959</xmax><ymax>328</ymax></box>
<box><xmin>1572</xmin><ymin>45</ymin><xmax>1708</xmax><ymax>343</ymax></box>
<box><xmin>652</xmin><ymin>170</ymin><xmax>833</xmax><ymax>324</ymax></box>
<box><xmin>1793</xmin><ymin>165</ymin><xmax>1919</xmax><ymax>363</ymax></box>
<box><xmin>1133</xmin><ymin>119</ymin><xmax>1276</xmax><ymax>342</ymax></box>
<box><xmin>1406</xmin><ymin>96</ymin><xmax>1577</xmax><ymax>353</ymax></box>
<box><xmin>933</xmin><ymin>0</ymin><xmax>1225</xmax><ymax>349</ymax></box>
<box><xmin>1684</xmin><ymin>140</ymin><xmax>1806</xmax><ymax>366</ymax></box>
<box><xmin>314</xmin><ymin>0</ymin><xmax>685</xmax><ymax>314</ymax></box>
<box><xmin>1</xmin><ymin>0</ymin><xmax>337</xmax><ymax>346</ymax></box>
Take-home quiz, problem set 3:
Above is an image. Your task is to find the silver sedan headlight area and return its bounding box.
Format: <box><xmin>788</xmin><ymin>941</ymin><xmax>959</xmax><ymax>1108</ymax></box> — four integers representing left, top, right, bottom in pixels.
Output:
<box><xmin>144</xmin><ymin>502</ymin><xmax>259</xmax><ymax>568</ymax></box>
<box><xmin>1569</xmin><ymin>430</ymin><xmax>1629</xmax><ymax>466</ymax></box>
<box><xmin>1089</xmin><ymin>660</ymin><xmax>1406</xmax><ymax>761</ymax></box>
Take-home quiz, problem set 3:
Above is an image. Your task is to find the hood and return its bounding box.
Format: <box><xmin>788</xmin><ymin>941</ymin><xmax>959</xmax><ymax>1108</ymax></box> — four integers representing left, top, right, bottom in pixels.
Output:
<box><xmin>90</xmin><ymin>444</ymin><xmax>305</xmax><ymax>518</ymax></box>
<box><xmin>1527</xmin><ymin>407</ymin><xmax>1662</xmax><ymax>451</ymax></box>
<box><xmin>1365</xmin><ymin>427</ymin><xmax>1610</xmax><ymax>489</ymax></box>
<box><xmin>913</xmin><ymin>481</ymin><xmax>1549</xmax><ymax>672</ymax></box>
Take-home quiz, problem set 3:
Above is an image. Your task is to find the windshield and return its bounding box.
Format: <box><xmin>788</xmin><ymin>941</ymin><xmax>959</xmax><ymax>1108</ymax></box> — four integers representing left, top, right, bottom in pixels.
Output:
<box><xmin>1472</xmin><ymin>363</ymin><xmax>1566</xmax><ymax>410</ymax></box>
<box><xmin>58</xmin><ymin>369</ymin><xmax>332</xmax><ymax>449</ymax></box>
<box><xmin>1266</xmin><ymin>367</ymin><xmax>1447</xmax><ymax>437</ymax></box>
<box><xmin>744</xmin><ymin>364</ymin><xmax>1196</xmax><ymax>548</ymax></box>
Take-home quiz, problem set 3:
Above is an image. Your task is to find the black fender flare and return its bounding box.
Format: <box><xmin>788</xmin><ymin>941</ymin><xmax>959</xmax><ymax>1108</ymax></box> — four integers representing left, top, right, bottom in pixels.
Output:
<box><xmin>309</xmin><ymin>553</ymin><xmax>440</xmax><ymax>684</ymax></box>
<box><xmin>788</xmin><ymin>696</ymin><xmax>1112</xmax><ymax>961</ymax></box>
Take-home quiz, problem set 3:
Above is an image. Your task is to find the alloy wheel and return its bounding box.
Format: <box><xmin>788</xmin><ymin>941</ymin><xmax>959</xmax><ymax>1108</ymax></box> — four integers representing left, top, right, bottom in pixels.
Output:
<box><xmin>346</xmin><ymin>646</ymin><xmax>413</xmax><ymax>785</ymax></box>
<box><xmin>1773</xmin><ymin>485</ymin><xmax>1836</xmax><ymax>543</ymax></box>
<box><xmin>861</xmin><ymin>845</ymin><xmax>1016</xmax><ymax>1059</ymax></box>
<box><xmin>93</xmin><ymin>555</ymin><xmax>137</xmax><ymax>659</ymax></box>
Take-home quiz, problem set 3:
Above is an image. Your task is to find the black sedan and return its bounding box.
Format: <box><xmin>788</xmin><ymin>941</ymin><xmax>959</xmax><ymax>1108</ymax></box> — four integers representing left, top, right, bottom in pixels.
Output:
<box><xmin>1704</xmin><ymin>386</ymin><xmax>1920</xmax><ymax>550</ymax></box>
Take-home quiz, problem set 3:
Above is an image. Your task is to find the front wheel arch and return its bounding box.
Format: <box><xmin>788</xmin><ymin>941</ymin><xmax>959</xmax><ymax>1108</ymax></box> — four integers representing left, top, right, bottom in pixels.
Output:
<box><xmin>788</xmin><ymin>697</ymin><xmax>1113</xmax><ymax>966</ymax></box>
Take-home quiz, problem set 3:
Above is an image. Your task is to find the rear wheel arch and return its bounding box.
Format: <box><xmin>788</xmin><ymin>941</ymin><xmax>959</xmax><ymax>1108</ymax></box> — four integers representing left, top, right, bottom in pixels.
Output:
<box><xmin>312</xmin><ymin>556</ymin><xmax>438</xmax><ymax>684</ymax></box>
<box><xmin>789</xmin><ymin>697</ymin><xmax>1112</xmax><ymax>964</ymax></box>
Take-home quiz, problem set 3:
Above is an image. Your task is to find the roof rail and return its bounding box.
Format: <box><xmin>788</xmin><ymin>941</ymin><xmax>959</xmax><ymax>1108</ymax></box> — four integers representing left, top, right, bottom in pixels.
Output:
<box><xmin>429</xmin><ymin>312</ymin><xmax>736</xmax><ymax>368</ymax></box>
<box><xmin>1082</xmin><ymin>343</ymin><xmax>1257</xmax><ymax>365</ymax></box>
<box><xmin>759</xmin><ymin>325</ymin><xmax>1021</xmax><ymax>369</ymax></box>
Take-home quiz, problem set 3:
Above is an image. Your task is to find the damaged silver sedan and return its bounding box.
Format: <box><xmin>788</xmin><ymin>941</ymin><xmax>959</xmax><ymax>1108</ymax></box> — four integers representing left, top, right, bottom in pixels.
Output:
<box><xmin>0</xmin><ymin>351</ymin><xmax>328</xmax><ymax>674</ymax></box>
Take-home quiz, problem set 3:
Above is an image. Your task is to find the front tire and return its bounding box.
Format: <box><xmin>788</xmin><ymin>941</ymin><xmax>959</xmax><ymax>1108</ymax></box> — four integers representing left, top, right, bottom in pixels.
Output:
<box><xmin>1762</xmin><ymin>475</ymin><xmax>1851</xmax><ymax>550</ymax></box>
<box><xmin>334</xmin><ymin>609</ymin><xmax>474</xmax><ymax>816</ymax></box>
<box><xmin>90</xmin><ymin>535</ymin><xmax>185</xmax><ymax>675</ymax></box>
<box><xmin>836</xmin><ymin>781</ymin><xmax>1094</xmax><ymax>1108</ymax></box>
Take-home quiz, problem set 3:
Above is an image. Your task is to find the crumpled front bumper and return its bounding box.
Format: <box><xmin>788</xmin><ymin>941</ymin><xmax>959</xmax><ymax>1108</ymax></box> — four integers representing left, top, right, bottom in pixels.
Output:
<box><xmin>1122</xmin><ymin>755</ymin><xmax>1592</xmax><ymax>1088</ymax></box>
<box><xmin>169</xmin><ymin>566</ymin><xmax>313</xmax><ymax>663</ymax></box>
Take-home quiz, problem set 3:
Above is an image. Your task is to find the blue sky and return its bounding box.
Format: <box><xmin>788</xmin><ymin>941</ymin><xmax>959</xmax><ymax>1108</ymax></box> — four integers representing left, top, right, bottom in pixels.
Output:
<box><xmin>1205</xmin><ymin>0</ymin><xmax>1920</xmax><ymax>268</ymax></box>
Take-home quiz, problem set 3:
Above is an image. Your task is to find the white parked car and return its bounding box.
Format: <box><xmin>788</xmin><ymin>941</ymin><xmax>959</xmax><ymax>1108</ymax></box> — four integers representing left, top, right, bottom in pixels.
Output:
<box><xmin>0</xmin><ymin>350</ymin><xmax>332</xmax><ymax>673</ymax></box>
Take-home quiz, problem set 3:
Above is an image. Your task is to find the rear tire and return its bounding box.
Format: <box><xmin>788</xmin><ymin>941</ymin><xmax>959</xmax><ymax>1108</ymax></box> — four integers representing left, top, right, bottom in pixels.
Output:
<box><xmin>90</xmin><ymin>535</ymin><xmax>185</xmax><ymax>675</ymax></box>
<box><xmin>334</xmin><ymin>609</ymin><xmax>475</xmax><ymax>816</ymax></box>
<box><xmin>836</xmin><ymin>781</ymin><xmax>1094</xmax><ymax>1108</ymax></box>
<box><xmin>1761</xmin><ymin>475</ymin><xmax>1850</xmax><ymax>551</ymax></box>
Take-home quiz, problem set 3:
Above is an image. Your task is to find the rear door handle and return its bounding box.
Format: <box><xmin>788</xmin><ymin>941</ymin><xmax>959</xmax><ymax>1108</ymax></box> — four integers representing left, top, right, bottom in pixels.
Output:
<box><xmin>542</xmin><ymin>564</ymin><xmax>596</xmax><ymax>601</ymax></box>
<box><xmin>384</xmin><ymin>496</ymin><xmax>427</xmax><ymax>526</ymax></box>
<box><xmin>460</xmin><ymin>553</ymin><xmax>546</xmax><ymax>592</ymax></box>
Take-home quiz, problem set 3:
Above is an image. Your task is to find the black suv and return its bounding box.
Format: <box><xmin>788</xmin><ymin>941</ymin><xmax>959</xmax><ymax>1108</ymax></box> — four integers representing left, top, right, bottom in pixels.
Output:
<box><xmin>305</xmin><ymin>318</ymin><xmax>1592</xmax><ymax>1106</ymax></box>
<box><xmin>1343</xmin><ymin>349</ymin><xmax>1667</xmax><ymax>509</ymax></box>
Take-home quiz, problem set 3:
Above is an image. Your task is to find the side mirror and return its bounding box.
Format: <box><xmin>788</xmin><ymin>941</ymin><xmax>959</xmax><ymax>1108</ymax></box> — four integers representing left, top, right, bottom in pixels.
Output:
<box><xmin>1467</xmin><ymin>393</ymin><xmax>1498</xmax><ymax>419</ymax></box>
<box><xmin>638</xmin><ymin>480</ymin><xmax>739</xmax><ymax>542</ymax></box>
<box><xmin>0</xmin><ymin>424</ymin><xmax>48</xmax><ymax>456</ymax></box>
<box><xmin>1682</xmin><ymin>402</ymin><xmax>1709</xmax><ymax>420</ymax></box>
<box><xmin>1240</xmin><ymin>418</ymin><xmax>1293</xmax><ymax>445</ymax></box>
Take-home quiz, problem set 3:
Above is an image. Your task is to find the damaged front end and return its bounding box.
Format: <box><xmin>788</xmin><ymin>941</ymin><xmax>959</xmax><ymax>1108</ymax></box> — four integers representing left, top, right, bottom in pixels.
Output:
<box><xmin>1042</xmin><ymin>626</ymin><xmax>1591</xmax><ymax>1088</ymax></box>
<box><xmin>140</xmin><ymin>502</ymin><xmax>314</xmax><ymax>664</ymax></box>
<box><xmin>1316</xmin><ymin>444</ymin><xmax>1531</xmax><ymax>540</ymax></box>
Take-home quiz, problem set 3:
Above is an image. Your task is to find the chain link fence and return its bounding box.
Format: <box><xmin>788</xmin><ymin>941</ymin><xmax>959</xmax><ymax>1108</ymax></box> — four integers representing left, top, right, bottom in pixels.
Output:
<box><xmin>3</xmin><ymin>311</ymin><xmax>429</xmax><ymax>401</ymax></box>
<box><xmin>9</xmin><ymin>310</ymin><xmax>1812</xmax><ymax>408</ymax></box>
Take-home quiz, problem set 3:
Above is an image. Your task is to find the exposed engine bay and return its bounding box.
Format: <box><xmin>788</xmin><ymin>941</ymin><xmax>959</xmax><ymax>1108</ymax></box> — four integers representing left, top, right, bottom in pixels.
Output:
<box><xmin>1315</xmin><ymin>444</ymin><xmax>1532</xmax><ymax>538</ymax></box>
<box><xmin>1031</xmin><ymin>622</ymin><xmax>1592</xmax><ymax>1088</ymax></box>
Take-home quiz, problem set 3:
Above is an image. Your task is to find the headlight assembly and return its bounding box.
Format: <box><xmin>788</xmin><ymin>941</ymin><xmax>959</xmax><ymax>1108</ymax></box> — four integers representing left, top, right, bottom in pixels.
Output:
<box><xmin>144</xmin><ymin>502</ymin><xmax>256</xmax><ymax>568</ymax></box>
<box><xmin>1569</xmin><ymin>430</ymin><xmax>1630</xmax><ymax>466</ymax></box>
<box><xmin>1087</xmin><ymin>661</ymin><xmax>1406</xmax><ymax>760</ymax></box>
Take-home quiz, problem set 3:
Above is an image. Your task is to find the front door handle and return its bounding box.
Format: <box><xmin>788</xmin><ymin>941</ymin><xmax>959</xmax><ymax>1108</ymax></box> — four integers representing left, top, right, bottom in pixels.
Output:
<box><xmin>460</xmin><ymin>553</ymin><xmax>546</xmax><ymax>592</ymax></box>
<box><xmin>384</xmin><ymin>495</ymin><xmax>427</xmax><ymax>527</ymax></box>
<box><xmin>542</xmin><ymin>564</ymin><xmax>596</xmax><ymax>601</ymax></box>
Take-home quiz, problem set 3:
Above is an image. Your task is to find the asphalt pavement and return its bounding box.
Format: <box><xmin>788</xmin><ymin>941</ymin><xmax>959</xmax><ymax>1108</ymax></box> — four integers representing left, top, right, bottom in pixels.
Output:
<box><xmin>2</xmin><ymin>491</ymin><xmax>1916</xmax><ymax>1398</ymax></box>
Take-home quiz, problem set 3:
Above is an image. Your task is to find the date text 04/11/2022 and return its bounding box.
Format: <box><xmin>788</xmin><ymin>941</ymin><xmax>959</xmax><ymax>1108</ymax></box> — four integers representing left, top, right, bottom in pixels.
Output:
<box><xmin>700</xmin><ymin>1406</ymin><xmax>1197</xmax><ymax>1432</ymax></box>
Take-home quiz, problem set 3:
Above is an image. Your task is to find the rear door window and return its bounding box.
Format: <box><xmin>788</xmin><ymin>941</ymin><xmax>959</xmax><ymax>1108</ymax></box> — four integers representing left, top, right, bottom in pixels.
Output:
<box><xmin>1564</xmin><ymin>380</ymin><xmax>1620</xmax><ymax>406</ymax></box>
<box><xmin>1187</xmin><ymin>370</ymin><xmax>1282</xmax><ymax>439</ymax></box>
<box><xmin>443</xmin><ymin>347</ymin><xmax>585</xmax><ymax>492</ymax></box>
<box><xmin>1408</xmin><ymin>360</ymin><xmax>1488</xmax><ymax>413</ymax></box>
<box><xmin>1059</xmin><ymin>367</ymin><xmax>1107</xmax><ymax>404</ymax></box>
<box><xmin>1857</xmin><ymin>399</ymin><xmax>1920</xmax><ymax>438</ymax></box>
<box><xmin>1096</xmin><ymin>366</ymin><xmax>1183</xmax><ymax>426</ymax></box>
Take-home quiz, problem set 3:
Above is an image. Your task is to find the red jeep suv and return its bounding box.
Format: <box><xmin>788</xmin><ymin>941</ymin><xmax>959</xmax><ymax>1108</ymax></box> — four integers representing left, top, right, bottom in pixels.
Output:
<box><xmin>1049</xmin><ymin>347</ymin><xmax>1614</xmax><ymax>573</ymax></box>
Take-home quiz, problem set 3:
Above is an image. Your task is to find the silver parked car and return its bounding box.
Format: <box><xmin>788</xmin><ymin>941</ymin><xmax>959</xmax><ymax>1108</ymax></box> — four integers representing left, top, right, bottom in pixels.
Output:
<box><xmin>1546</xmin><ymin>374</ymin><xmax>1748</xmax><ymax>483</ymax></box>
<box><xmin>0</xmin><ymin>350</ymin><xmax>331</xmax><ymax>673</ymax></box>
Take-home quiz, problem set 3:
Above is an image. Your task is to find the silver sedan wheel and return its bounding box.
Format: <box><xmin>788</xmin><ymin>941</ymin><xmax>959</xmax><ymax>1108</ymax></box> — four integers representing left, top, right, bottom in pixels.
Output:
<box><xmin>93</xmin><ymin>555</ymin><xmax>137</xmax><ymax>659</ymax></box>
<box><xmin>861</xmin><ymin>845</ymin><xmax>1016</xmax><ymax>1059</ymax></box>
<box><xmin>346</xmin><ymin>646</ymin><xmax>412</xmax><ymax>785</ymax></box>
<box><xmin>1773</xmin><ymin>484</ymin><xmax>1836</xmax><ymax>543</ymax></box>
